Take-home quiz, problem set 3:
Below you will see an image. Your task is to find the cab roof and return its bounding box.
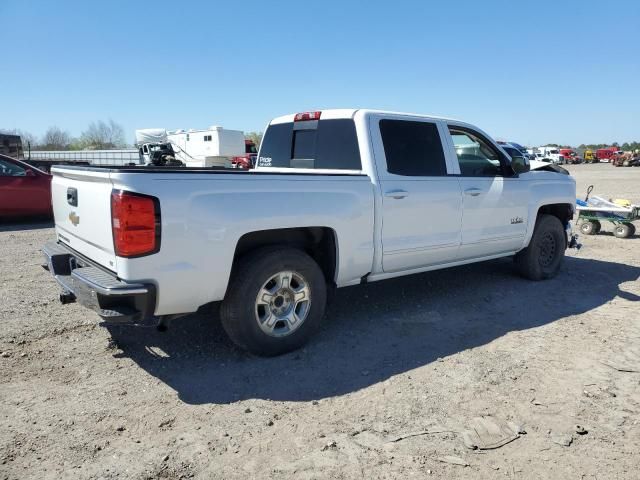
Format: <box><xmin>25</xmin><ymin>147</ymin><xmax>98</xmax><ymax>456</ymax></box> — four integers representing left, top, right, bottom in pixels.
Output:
<box><xmin>269</xmin><ymin>109</ymin><xmax>465</xmax><ymax>125</ymax></box>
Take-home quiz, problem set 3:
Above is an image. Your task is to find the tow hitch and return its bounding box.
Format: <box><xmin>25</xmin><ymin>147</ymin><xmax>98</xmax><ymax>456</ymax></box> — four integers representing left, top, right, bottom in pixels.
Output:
<box><xmin>59</xmin><ymin>291</ymin><xmax>76</xmax><ymax>304</ymax></box>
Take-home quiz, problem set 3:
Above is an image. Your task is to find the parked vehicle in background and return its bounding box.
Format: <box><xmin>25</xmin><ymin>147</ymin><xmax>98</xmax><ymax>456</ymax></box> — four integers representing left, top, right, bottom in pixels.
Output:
<box><xmin>500</xmin><ymin>143</ymin><xmax>534</xmax><ymax>165</ymax></box>
<box><xmin>536</xmin><ymin>146</ymin><xmax>563</xmax><ymax>164</ymax></box>
<box><xmin>136</xmin><ymin>126</ymin><xmax>246</xmax><ymax>168</ymax></box>
<box><xmin>497</xmin><ymin>141</ymin><xmax>535</xmax><ymax>161</ymax></box>
<box><xmin>43</xmin><ymin>109</ymin><xmax>578</xmax><ymax>356</ymax></box>
<box><xmin>596</xmin><ymin>147</ymin><xmax>620</xmax><ymax>163</ymax></box>
<box><xmin>506</xmin><ymin>142</ymin><xmax>533</xmax><ymax>159</ymax></box>
<box><xmin>231</xmin><ymin>140</ymin><xmax>258</xmax><ymax>169</ymax></box>
<box><xmin>612</xmin><ymin>152</ymin><xmax>640</xmax><ymax>167</ymax></box>
<box><xmin>583</xmin><ymin>150</ymin><xmax>598</xmax><ymax>163</ymax></box>
<box><xmin>560</xmin><ymin>148</ymin><xmax>581</xmax><ymax>164</ymax></box>
<box><xmin>0</xmin><ymin>154</ymin><xmax>52</xmax><ymax>218</ymax></box>
<box><xmin>0</xmin><ymin>134</ymin><xmax>23</xmax><ymax>159</ymax></box>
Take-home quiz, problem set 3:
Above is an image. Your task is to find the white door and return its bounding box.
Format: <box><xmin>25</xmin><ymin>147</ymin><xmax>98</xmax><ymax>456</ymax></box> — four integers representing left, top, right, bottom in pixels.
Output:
<box><xmin>445</xmin><ymin>124</ymin><xmax>529</xmax><ymax>260</ymax></box>
<box><xmin>370</xmin><ymin>115</ymin><xmax>463</xmax><ymax>273</ymax></box>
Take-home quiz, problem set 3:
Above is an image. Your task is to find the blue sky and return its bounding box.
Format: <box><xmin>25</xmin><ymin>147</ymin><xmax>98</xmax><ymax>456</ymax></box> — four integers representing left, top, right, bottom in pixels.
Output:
<box><xmin>1</xmin><ymin>0</ymin><xmax>639</xmax><ymax>146</ymax></box>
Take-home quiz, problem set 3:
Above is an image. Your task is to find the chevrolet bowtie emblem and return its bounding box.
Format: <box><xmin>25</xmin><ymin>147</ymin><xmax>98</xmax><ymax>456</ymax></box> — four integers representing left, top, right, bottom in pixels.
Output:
<box><xmin>69</xmin><ymin>211</ymin><xmax>80</xmax><ymax>226</ymax></box>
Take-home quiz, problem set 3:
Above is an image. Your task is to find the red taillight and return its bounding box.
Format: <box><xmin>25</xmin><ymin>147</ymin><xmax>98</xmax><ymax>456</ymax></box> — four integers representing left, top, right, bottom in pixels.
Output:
<box><xmin>294</xmin><ymin>111</ymin><xmax>321</xmax><ymax>122</ymax></box>
<box><xmin>111</xmin><ymin>191</ymin><xmax>160</xmax><ymax>257</ymax></box>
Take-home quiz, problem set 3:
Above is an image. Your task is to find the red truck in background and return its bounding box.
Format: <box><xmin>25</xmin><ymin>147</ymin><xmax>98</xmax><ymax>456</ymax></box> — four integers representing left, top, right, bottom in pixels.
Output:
<box><xmin>596</xmin><ymin>147</ymin><xmax>621</xmax><ymax>163</ymax></box>
<box><xmin>231</xmin><ymin>140</ymin><xmax>258</xmax><ymax>169</ymax></box>
<box><xmin>559</xmin><ymin>148</ymin><xmax>580</xmax><ymax>164</ymax></box>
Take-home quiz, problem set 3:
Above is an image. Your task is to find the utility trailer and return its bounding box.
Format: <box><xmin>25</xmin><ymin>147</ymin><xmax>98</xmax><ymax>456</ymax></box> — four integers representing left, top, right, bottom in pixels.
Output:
<box><xmin>577</xmin><ymin>186</ymin><xmax>639</xmax><ymax>238</ymax></box>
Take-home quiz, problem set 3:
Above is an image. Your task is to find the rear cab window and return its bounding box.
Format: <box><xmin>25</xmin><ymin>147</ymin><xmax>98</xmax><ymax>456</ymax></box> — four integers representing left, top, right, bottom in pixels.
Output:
<box><xmin>257</xmin><ymin>117</ymin><xmax>361</xmax><ymax>170</ymax></box>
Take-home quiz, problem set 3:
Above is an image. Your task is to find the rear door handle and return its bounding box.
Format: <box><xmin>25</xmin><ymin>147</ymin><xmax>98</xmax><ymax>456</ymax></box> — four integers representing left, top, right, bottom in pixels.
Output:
<box><xmin>384</xmin><ymin>190</ymin><xmax>409</xmax><ymax>199</ymax></box>
<box><xmin>464</xmin><ymin>188</ymin><xmax>483</xmax><ymax>197</ymax></box>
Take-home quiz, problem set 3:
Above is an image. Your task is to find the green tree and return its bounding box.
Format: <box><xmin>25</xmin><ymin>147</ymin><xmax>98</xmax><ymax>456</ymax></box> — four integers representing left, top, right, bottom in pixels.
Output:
<box><xmin>245</xmin><ymin>131</ymin><xmax>263</xmax><ymax>149</ymax></box>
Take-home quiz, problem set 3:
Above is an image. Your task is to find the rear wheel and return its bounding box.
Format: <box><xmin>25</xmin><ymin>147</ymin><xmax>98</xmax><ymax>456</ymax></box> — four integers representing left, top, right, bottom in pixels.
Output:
<box><xmin>580</xmin><ymin>220</ymin><xmax>600</xmax><ymax>235</ymax></box>
<box><xmin>515</xmin><ymin>214</ymin><xmax>566</xmax><ymax>280</ymax></box>
<box><xmin>220</xmin><ymin>247</ymin><xmax>327</xmax><ymax>356</ymax></box>
<box><xmin>614</xmin><ymin>223</ymin><xmax>632</xmax><ymax>239</ymax></box>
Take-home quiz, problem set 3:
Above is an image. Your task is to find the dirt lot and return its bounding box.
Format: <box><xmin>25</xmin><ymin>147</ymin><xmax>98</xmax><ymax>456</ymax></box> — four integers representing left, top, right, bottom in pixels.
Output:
<box><xmin>1</xmin><ymin>163</ymin><xmax>639</xmax><ymax>479</ymax></box>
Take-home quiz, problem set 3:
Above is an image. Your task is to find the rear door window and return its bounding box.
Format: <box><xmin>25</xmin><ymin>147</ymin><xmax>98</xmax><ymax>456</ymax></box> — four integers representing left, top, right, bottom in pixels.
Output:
<box><xmin>379</xmin><ymin>119</ymin><xmax>447</xmax><ymax>176</ymax></box>
<box><xmin>258</xmin><ymin>119</ymin><xmax>361</xmax><ymax>170</ymax></box>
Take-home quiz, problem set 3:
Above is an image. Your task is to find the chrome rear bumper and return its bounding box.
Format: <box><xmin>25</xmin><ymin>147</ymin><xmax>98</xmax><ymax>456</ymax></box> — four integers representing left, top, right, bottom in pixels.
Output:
<box><xmin>42</xmin><ymin>241</ymin><xmax>156</xmax><ymax>324</ymax></box>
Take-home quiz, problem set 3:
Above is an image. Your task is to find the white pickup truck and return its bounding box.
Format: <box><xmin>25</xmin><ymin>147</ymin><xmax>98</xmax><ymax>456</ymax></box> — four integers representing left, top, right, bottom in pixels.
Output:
<box><xmin>43</xmin><ymin>109</ymin><xmax>579</xmax><ymax>356</ymax></box>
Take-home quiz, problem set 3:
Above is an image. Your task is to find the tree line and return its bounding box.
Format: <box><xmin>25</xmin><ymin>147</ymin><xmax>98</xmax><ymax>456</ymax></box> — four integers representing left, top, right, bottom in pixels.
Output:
<box><xmin>1</xmin><ymin>120</ymin><xmax>127</xmax><ymax>151</ymax></box>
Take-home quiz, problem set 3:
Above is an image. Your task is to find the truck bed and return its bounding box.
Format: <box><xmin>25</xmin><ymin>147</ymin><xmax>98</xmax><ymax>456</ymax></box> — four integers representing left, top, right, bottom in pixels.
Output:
<box><xmin>50</xmin><ymin>164</ymin><xmax>375</xmax><ymax>315</ymax></box>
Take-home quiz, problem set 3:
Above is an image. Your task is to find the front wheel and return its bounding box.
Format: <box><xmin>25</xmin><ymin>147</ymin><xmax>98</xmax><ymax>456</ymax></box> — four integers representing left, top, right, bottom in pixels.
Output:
<box><xmin>220</xmin><ymin>247</ymin><xmax>327</xmax><ymax>356</ymax></box>
<box><xmin>515</xmin><ymin>214</ymin><xmax>566</xmax><ymax>281</ymax></box>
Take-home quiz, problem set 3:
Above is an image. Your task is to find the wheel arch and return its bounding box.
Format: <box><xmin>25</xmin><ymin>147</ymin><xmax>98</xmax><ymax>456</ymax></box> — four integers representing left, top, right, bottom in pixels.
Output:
<box><xmin>523</xmin><ymin>202</ymin><xmax>574</xmax><ymax>248</ymax></box>
<box><xmin>231</xmin><ymin>227</ymin><xmax>338</xmax><ymax>287</ymax></box>
<box><xmin>537</xmin><ymin>203</ymin><xmax>574</xmax><ymax>226</ymax></box>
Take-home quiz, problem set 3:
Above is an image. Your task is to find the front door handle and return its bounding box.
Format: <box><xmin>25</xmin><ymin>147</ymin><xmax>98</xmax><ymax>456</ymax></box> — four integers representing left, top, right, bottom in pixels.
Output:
<box><xmin>464</xmin><ymin>188</ymin><xmax>483</xmax><ymax>197</ymax></box>
<box><xmin>385</xmin><ymin>190</ymin><xmax>409</xmax><ymax>199</ymax></box>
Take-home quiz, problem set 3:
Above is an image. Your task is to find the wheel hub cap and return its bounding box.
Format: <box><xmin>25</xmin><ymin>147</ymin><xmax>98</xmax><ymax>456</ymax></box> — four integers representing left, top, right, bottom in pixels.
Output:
<box><xmin>255</xmin><ymin>271</ymin><xmax>311</xmax><ymax>337</ymax></box>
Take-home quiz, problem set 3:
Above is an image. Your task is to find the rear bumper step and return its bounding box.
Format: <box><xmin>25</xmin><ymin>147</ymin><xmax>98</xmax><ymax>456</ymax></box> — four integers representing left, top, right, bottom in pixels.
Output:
<box><xmin>42</xmin><ymin>241</ymin><xmax>156</xmax><ymax>325</ymax></box>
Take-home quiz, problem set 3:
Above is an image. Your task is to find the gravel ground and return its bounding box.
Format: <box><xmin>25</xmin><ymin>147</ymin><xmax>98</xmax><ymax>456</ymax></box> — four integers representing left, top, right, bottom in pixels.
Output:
<box><xmin>1</xmin><ymin>163</ymin><xmax>639</xmax><ymax>479</ymax></box>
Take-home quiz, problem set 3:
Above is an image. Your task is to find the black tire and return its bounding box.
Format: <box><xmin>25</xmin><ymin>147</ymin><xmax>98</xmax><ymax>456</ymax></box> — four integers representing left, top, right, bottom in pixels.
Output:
<box><xmin>220</xmin><ymin>247</ymin><xmax>327</xmax><ymax>356</ymax></box>
<box><xmin>515</xmin><ymin>214</ymin><xmax>566</xmax><ymax>281</ymax></box>
<box><xmin>627</xmin><ymin>223</ymin><xmax>636</xmax><ymax>236</ymax></box>
<box><xmin>580</xmin><ymin>220</ymin><xmax>599</xmax><ymax>235</ymax></box>
<box><xmin>592</xmin><ymin>220</ymin><xmax>601</xmax><ymax>234</ymax></box>
<box><xmin>613</xmin><ymin>223</ymin><xmax>632</xmax><ymax>239</ymax></box>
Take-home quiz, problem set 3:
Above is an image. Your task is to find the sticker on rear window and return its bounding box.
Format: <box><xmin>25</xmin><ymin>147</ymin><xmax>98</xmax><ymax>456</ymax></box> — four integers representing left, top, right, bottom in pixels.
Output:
<box><xmin>258</xmin><ymin>156</ymin><xmax>272</xmax><ymax>166</ymax></box>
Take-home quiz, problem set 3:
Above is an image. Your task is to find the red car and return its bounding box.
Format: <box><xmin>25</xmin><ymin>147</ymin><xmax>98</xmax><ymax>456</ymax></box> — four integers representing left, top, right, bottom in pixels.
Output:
<box><xmin>0</xmin><ymin>154</ymin><xmax>52</xmax><ymax>218</ymax></box>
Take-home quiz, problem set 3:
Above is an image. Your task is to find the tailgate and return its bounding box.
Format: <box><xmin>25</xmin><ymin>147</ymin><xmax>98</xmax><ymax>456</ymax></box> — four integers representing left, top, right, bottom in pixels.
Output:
<box><xmin>51</xmin><ymin>168</ymin><xmax>117</xmax><ymax>271</ymax></box>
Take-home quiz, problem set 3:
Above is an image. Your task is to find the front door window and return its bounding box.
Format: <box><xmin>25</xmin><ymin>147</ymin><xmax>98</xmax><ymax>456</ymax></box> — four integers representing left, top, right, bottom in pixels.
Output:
<box><xmin>449</xmin><ymin>128</ymin><xmax>505</xmax><ymax>177</ymax></box>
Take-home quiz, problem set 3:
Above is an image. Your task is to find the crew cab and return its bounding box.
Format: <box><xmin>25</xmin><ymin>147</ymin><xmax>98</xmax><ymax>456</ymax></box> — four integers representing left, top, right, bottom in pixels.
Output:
<box><xmin>43</xmin><ymin>109</ymin><xmax>578</xmax><ymax>356</ymax></box>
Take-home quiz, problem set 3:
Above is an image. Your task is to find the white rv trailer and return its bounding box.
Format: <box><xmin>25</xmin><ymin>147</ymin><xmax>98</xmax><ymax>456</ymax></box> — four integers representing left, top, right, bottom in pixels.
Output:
<box><xmin>135</xmin><ymin>126</ymin><xmax>245</xmax><ymax>167</ymax></box>
<box><xmin>168</xmin><ymin>126</ymin><xmax>245</xmax><ymax>167</ymax></box>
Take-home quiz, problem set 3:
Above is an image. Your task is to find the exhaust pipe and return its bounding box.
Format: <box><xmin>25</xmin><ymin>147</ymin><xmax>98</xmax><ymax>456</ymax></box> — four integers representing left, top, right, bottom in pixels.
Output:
<box><xmin>59</xmin><ymin>291</ymin><xmax>76</xmax><ymax>304</ymax></box>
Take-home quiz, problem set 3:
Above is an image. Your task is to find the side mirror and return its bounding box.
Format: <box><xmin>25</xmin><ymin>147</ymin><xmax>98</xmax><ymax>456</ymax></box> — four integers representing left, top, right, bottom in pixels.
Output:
<box><xmin>25</xmin><ymin>169</ymin><xmax>37</xmax><ymax>177</ymax></box>
<box><xmin>511</xmin><ymin>155</ymin><xmax>530</xmax><ymax>174</ymax></box>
